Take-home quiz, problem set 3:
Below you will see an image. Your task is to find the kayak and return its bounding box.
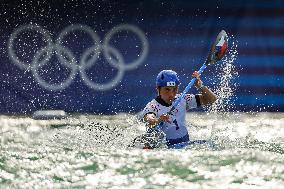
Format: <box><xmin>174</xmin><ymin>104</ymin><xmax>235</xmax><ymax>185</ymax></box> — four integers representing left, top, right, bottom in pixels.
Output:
<box><xmin>129</xmin><ymin>131</ymin><xmax>215</xmax><ymax>149</ymax></box>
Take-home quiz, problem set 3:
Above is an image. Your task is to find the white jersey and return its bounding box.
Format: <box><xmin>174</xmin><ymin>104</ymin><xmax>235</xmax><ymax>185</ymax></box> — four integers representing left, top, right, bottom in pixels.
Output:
<box><xmin>142</xmin><ymin>94</ymin><xmax>199</xmax><ymax>140</ymax></box>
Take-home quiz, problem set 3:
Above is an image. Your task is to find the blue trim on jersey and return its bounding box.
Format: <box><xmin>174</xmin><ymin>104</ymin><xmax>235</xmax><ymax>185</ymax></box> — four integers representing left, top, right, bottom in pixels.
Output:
<box><xmin>167</xmin><ymin>137</ymin><xmax>209</xmax><ymax>149</ymax></box>
<box><xmin>168</xmin><ymin>142</ymin><xmax>189</xmax><ymax>149</ymax></box>
<box><xmin>166</xmin><ymin>134</ymin><xmax>189</xmax><ymax>147</ymax></box>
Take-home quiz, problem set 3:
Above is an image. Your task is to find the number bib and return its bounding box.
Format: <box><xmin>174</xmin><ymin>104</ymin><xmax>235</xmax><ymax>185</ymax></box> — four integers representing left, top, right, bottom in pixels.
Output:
<box><xmin>143</xmin><ymin>94</ymin><xmax>198</xmax><ymax>140</ymax></box>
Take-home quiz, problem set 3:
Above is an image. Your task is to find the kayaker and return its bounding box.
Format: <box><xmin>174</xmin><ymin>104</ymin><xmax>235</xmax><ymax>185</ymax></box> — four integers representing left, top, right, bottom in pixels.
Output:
<box><xmin>142</xmin><ymin>69</ymin><xmax>217</xmax><ymax>148</ymax></box>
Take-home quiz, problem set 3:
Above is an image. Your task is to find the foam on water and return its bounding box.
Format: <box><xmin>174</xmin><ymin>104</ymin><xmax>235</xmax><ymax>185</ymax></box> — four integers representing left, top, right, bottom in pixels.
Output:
<box><xmin>1</xmin><ymin>113</ymin><xmax>284</xmax><ymax>188</ymax></box>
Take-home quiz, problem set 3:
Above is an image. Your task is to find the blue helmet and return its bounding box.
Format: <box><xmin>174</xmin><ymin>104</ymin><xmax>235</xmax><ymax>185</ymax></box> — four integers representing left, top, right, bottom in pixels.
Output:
<box><xmin>156</xmin><ymin>70</ymin><xmax>180</xmax><ymax>87</ymax></box>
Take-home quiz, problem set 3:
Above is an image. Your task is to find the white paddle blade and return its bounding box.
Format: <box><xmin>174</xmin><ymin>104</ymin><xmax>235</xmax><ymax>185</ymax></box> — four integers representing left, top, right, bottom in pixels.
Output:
<box><xmin>206</xmin><ymin>30</ymin><xmax>228</xmax><ymax>65</ymax></box>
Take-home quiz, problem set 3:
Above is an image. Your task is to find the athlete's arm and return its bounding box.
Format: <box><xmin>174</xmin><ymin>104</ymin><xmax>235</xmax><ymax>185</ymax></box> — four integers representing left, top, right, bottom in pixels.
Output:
<box><xmin>197</xmin><ymin>86</ymin><xmax>217</xmax><ymax>105</ymax></box>
<box><xmin>192</xmin><ymin>71</ymin><xmax>217</xmax><ymax>105</ymax></box>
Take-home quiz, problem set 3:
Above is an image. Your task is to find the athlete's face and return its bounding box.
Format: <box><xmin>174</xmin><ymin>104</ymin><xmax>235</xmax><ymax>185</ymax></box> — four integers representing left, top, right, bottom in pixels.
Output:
<box><xmin>157</xmin><ymin>86</ymin><xmax>178</xmax><ymax>104</ymax></box>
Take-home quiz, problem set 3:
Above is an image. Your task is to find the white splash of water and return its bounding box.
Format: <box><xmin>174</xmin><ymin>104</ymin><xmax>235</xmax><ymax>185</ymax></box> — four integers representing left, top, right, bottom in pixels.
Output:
<box><xmin>202</xmin><ymin>35</ymin><xmax>239</xmax><ymax>147</ymax></box>
<box><xmin>209</xmin><ymin>35</ymin><xmax>239</xmax><ymax>113</ymax></box>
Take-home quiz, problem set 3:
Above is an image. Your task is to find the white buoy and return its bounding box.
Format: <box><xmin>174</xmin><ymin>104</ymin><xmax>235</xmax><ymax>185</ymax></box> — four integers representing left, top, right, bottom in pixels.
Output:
<box><xmin>32</xmin><ymin>110</ymin><xmax>67</xmax><ymax>120</ymax></box>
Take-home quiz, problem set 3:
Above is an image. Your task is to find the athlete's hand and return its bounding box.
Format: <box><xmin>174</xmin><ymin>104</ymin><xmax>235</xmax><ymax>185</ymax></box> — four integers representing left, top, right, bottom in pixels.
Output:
<box><xmin>147</xmin><ymin>114</ymin><xmax>171</xmax><ymax>128</ymax></box>
<box><xmin>158</xmin><ymin>114</ymin><xmax>171</xmax><ymax>123</ymax></box>
<box><xmin>145</xmin><ymin>113</ymin><xmax>170</xmax><ymax>127</ymax></box>
<box><xmin>192</xmin><ymin>71</ymin><xmax>203</xmax><ymax>89</ymax></box>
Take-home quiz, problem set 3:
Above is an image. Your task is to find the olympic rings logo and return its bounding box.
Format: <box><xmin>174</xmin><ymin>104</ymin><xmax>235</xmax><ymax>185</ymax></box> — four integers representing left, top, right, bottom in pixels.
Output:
<box><xmin>8</xmin><ymin>24</ymin><xmax>149</xmax><ymax>91</ymax></box>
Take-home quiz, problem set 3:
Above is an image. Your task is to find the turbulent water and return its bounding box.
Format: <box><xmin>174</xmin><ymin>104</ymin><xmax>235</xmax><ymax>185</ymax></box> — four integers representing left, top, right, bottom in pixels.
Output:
<box><xmin>0</xmin><ymin>112</ymin><xmax>284</xmax><ymax>189</ymax></box>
